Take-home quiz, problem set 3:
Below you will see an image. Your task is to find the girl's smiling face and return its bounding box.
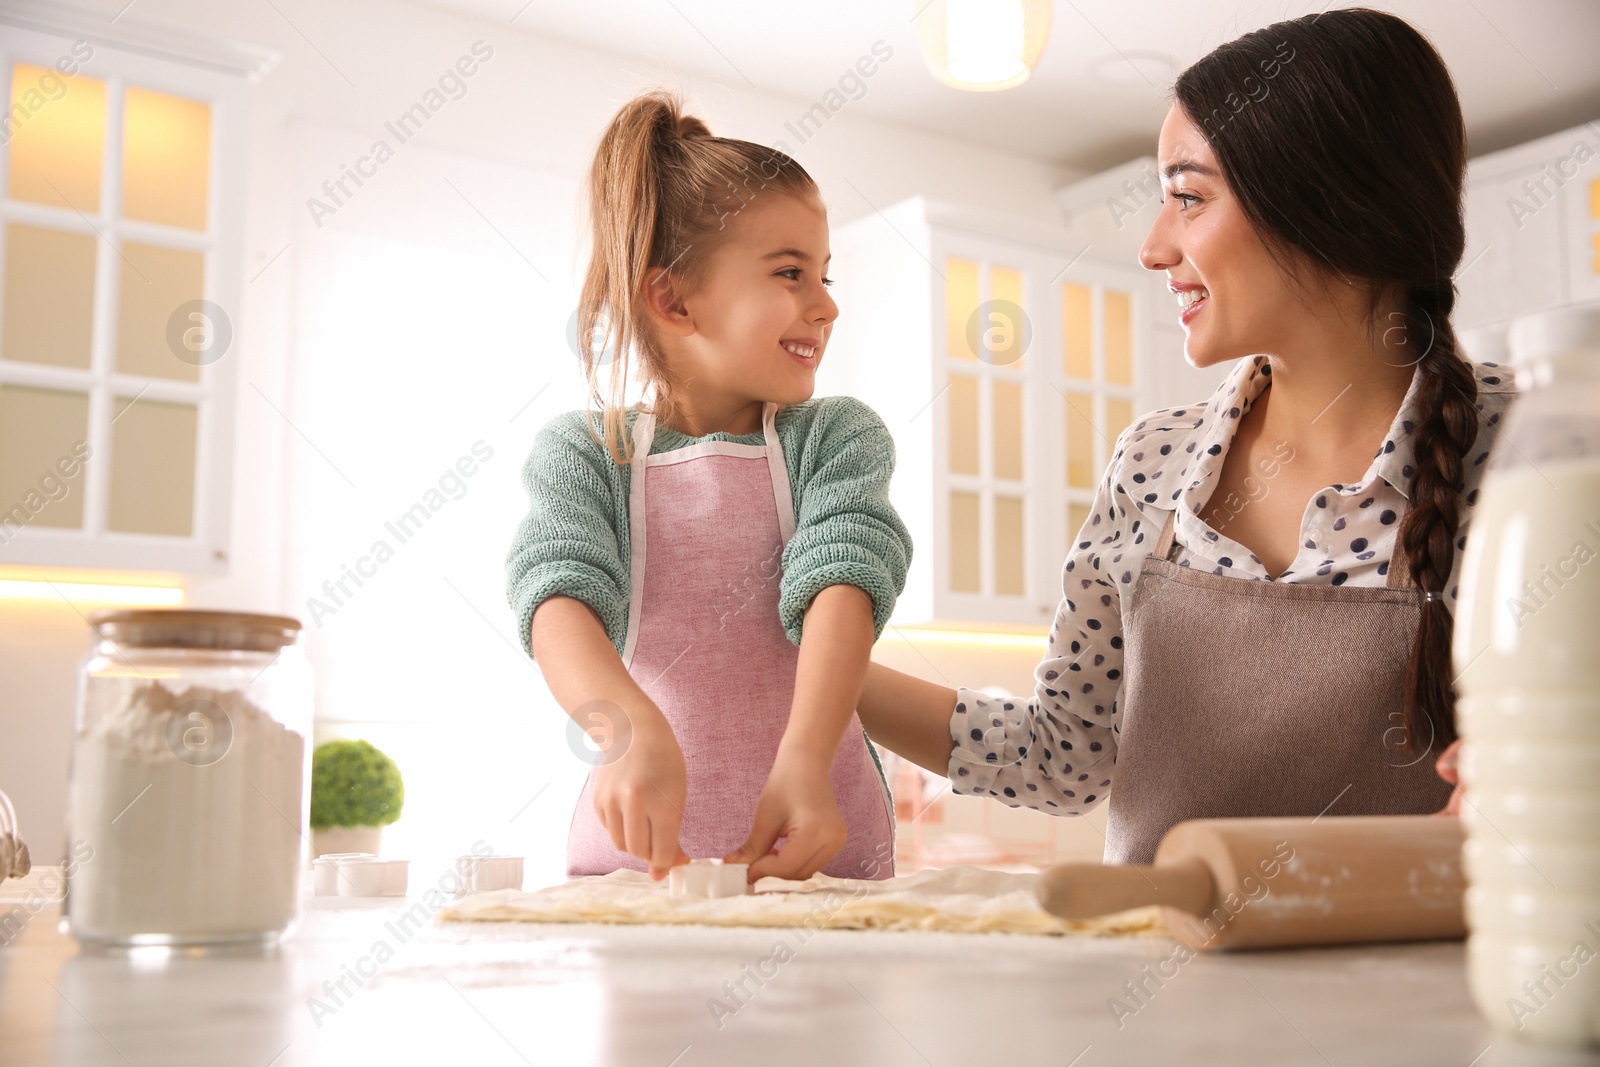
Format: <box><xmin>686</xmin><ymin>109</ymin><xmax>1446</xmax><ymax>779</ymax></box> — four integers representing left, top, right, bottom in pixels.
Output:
<box><xmin>1138</xmin><ymin>105</ymin><xmax>1311</xmax><ymax>369</ymax></box>
<box><xmin>646</xmin><ymin>192</ymin><xmax>837</xmax><ymax>432</ymax></box>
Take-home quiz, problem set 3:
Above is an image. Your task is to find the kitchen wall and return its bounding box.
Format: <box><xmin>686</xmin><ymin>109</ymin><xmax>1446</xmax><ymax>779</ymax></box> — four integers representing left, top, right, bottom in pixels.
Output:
<box><xmin>0</xmin><ymin>0</ymin><xmax>1099</xmax><ymax>879</ymax></box>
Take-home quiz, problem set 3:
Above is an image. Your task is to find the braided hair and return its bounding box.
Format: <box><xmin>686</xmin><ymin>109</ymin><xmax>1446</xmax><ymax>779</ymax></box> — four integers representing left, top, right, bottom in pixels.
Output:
<box><xmin>1174</xmin><ymin>8</ymin><xmax>1475</xmax><ymax>756</ymax></box>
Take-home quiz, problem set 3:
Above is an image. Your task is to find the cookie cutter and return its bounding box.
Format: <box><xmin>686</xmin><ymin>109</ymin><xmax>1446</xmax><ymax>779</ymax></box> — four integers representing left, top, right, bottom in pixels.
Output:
<box><xmin>312</xmin><ymin>852</ymin><xmax>372</xmax><ymax>896</ymax></box>
<box><xmin>668</xmin><ymin>858</ymin><xmax>750</xmax><ymax>898</ymax></box>
<box><xmin>454</xmin><ymin>855</ymin><xmax>525</xmax><ymax>896</ymax></box>
<box><xmin>314</xmin><ymin>853</ymin><xmax>408</xmax><ymax>897</ymax></box>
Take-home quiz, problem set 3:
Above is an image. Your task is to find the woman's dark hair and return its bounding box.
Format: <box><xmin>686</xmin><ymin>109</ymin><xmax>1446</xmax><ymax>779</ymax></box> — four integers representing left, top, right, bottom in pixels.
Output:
<box><xmin>1174</xmin><ymin>8</ymin><xmax>1476</xmax><ymax>758</ymax></box>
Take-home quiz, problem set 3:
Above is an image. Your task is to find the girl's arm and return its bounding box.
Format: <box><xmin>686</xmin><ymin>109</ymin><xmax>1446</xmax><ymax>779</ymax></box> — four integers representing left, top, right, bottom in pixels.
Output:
<box><xmin>724</xmin><ymin>584</ymin><xmax>875</xmax><ymax>880</ymax></box>
<box><xmin>725</xmin><ymin>397</ymin><xmax>915</xmax><ymax>881</ymax></box>
<box><xmin>508</xmin><ymin>414</ymin><xmax>688</xmax><ymax>879</ymax></box>
<box><xmin>531</xmin><ymin>595</ymin><xmax>690</xmax><ymax>879</ymax></box>
<box><xmin>779</xmin><ymin>584</ymin><xmax>876</xmax><ymax>760</ymax></box>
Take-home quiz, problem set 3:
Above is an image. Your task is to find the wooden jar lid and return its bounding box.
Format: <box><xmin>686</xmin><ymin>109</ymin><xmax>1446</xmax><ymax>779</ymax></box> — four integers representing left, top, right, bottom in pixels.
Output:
<box><xmin>85</xmin><ymin>608</ymin><xmax>302</xmax><ymax>652</ymax></box>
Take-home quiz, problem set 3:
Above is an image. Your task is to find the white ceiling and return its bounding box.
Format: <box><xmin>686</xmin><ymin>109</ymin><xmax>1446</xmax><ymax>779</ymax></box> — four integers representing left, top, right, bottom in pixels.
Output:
<box><xmin>414</xmin><ymin>0</ymin><xmax>1600</xmax><ymax>170</ymax></box>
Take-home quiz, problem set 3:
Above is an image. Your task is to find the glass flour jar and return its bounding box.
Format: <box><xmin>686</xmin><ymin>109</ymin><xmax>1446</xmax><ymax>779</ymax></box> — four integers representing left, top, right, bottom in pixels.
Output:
<box><xmin>64</xmin><ymin>609</ymin><xmax>312</xmax><ymax>949</ymax></box>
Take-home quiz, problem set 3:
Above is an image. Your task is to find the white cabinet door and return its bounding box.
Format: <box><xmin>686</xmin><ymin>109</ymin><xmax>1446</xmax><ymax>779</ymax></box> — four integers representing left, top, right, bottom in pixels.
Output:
<box><xmin>929</xmin><ymin>231</ymin><xmax>1045</xmax><ymax>626</ymax></box>
<box><xmin>1040</xmin><ymin>251</ymin><xmax>1149</xmax><ymax>613</ymax></box>
<box><xmin>928</xmin><ymin>229</ymin><xmax>1152</xmax><ymax>627</ymax></box>
<box><xmin>825</xmin><ymin>199</ymin><xmax>1160</xmax><ymax>632</ymax></box>
<box><xmin>0</xmin><ymin>19</ymin><xmax>261</xmax><ymax>575</ymax></box>
<box><xmin>1458</xmin><ymin>124</ymin><xmax>1600</xmax><ymax>332</ymax></box>
<box><xmin>1459</xmin><ymin>169</ymin><xmax>1568</xmax><ymax>331</ymax></box>
<box><xmin>1565</xmin><ymin>150</ymin><xmax>1600</xmax><ymax>306</ymax></box>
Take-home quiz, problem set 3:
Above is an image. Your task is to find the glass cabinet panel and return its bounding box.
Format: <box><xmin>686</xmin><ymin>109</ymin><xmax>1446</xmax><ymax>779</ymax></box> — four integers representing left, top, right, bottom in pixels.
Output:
<box><xmin>948</xmin><ymin>373</ymin><xmax>979</xmax><ymax>476</ymax></box>
<box><xmin>1064</xmin><ymin>390</ymin><xmax>1096</xmax><ymax>489</ymax></box>
<box><xmin>3</xmin><ymin>223</ymin><xmax>96</xmax><ymax>368</ymax></box>
<box><xmin>1104</xmin><ymin>289</ymin><xmax>1133</xmax><ymax>386</ymax></box>
<box><xmin>945</xmin><ymin>258</ymin><xmax>980</xmax><ymax>362</ymax></box>
<box><xmin>1106</xmin><ymin>396</ymin><xmax>1134</xmax><ymax>443</ymax></box>
<box><xmin>950</xmin><ymin>490</ymin><xmax>980</xmax><ymax>593</ymax></box>
<box><xmin>122</xmin><ymin>86</ymin><xmax>212</xmax><ymax>232</ymax></box>
<box><xmin>108</xmin><ymin>396</ymin><xmax>198</xmax><ymax>536</ymax></box>
<box><xmin>6</xmin><ymin>64</ymin><xmax>106</xmax><ymax>212</ymax></box>
<box><xmin>992</xmin><ymin>378</ymin><xmax>1022</xmax><ymax>481</ymax></box>
<box><xmin>993</xmin><ymin>495</ymin><xmax>1024</xmax><ymax>596</ymax></box>
<box><xmin>1062</xmin><ymin>282</ymin><xmax>1092</xmax><ymax>379</ymax></box>
<box><xmin>987</xmin><ymin>265</ymin><xmax>1025</xmax><ymax>368</ymax></box>
<box><xmin>0</xmin><ymin>385</ymin><xmax>89</xmax><ymax>530</ymax></box>
<box><xmin>116</xmin><ymin>242</ymin><xmax>205</xmax><ymax>382</ymax></box>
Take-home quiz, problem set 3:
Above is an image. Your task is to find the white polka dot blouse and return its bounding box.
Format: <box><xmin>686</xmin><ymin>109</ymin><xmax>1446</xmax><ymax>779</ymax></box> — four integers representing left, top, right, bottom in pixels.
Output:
<box><xmin>948</xmin><ymin>354</ymin><xmax>1518</xmax><ymax>814</ymax></box>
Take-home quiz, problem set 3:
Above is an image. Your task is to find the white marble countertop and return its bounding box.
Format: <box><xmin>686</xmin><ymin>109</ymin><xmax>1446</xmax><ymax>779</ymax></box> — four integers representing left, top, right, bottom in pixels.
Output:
<box><xmin>2</xmin><ymin>873</ymin><xmax>1598</xmax><ymax>1067</ymax></box>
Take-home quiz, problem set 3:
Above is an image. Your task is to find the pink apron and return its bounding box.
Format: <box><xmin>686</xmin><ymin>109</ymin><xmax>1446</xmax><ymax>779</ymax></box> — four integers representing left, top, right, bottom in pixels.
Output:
<box><xmin>567</xmin><ymin>401</ymin><xmax>896</xmax><ymax>880</ymax></box>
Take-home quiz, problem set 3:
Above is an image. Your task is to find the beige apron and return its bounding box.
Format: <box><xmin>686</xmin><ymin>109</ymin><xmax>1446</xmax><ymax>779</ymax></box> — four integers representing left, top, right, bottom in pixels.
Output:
<box><xmin>1104</xmin><ymin>507</ymin><xmax>1453</xmax><ymax>864</ymax></box>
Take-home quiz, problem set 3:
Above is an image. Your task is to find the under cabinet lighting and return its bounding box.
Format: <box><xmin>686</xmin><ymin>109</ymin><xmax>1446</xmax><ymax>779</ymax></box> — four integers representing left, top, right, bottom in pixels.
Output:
<box><xmin>0</xmin><ymin>579</ymin><xmax>184</xmax><ymax>606</ymax></box>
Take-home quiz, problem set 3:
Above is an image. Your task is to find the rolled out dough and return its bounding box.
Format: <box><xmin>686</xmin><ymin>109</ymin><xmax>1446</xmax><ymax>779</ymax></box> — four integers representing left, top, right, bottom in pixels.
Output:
<box><xmin>438</xmin><ymin>863</ymin><xmax>1165</xmax><ymax>938</ymax></box>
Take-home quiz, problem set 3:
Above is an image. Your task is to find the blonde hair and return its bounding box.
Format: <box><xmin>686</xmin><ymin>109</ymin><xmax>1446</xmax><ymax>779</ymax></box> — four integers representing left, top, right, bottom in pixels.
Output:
<box><xmin>578</xmin><ymin>90</ymin><xmax>820</xmax><ymax>463</ymax></box>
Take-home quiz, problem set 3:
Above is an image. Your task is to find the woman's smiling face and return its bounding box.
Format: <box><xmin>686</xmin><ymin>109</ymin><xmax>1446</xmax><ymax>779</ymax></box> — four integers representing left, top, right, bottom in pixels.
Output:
<box><xmin>1139</xmin><ymin>104</ymin><xmax>1312</xmax><ymax>369</ymax></box>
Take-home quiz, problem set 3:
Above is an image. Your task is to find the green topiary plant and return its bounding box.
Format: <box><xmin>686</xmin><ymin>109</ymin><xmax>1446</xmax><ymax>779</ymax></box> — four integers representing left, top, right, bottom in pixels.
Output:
<box><xmin>310</xmin><ymin>739</ymin><xmax>404</xmax><ymax>830</ymax></box>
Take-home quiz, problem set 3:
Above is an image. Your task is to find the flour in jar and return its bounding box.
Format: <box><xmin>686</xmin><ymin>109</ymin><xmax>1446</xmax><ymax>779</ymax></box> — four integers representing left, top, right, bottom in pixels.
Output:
<box><xmin>66</xmin><ymin>678</ymin><xmax>306</xmax><ymax>941</ymax></box>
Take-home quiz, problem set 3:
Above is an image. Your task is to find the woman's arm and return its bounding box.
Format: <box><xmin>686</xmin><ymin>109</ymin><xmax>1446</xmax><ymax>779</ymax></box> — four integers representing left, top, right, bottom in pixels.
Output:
<box><xmin>531</xmin><ymin>595</ymin><xmax>690</xmax><ymax>879</ymax></box>
<box><xmin>780</xmin><ymin>584</ymin><xmax>876</xmax><ymax>761</ymax></box>
<box><xmin>856</xmin><ymin>660</ymin><xmax>958</xmax><ymax>774</ymax></box>
<box><xmin>862</xmin><ymin>425</ymin><xmax>1144</xmax><ymax>813</ymax></box>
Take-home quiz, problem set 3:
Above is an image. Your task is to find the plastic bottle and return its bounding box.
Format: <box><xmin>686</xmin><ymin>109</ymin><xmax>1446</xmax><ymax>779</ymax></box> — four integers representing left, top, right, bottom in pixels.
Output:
<box><xmin>1453</xmin><ymin>303</ymin><xmax>1600</xmax><ymax>1048</ymax></box>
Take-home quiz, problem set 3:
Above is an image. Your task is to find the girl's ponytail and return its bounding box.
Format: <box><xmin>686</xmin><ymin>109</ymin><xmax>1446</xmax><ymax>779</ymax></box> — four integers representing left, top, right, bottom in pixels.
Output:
<box><xmin>577</xmin><ymin>91</ymin><xmax>819</xmax><ymax>463</ymax></box>
<box><xmin>579</xmin><ymin>92</ymin><xmax>679</xmax><ymax>464</ymax></box>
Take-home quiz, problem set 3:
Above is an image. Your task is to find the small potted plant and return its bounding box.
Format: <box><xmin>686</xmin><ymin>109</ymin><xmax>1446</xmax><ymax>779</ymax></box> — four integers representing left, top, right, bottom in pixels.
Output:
<box><xmin>310</xmin><ymin>739</ymin><xmax>404</xmax><ymax>857</ymax></box>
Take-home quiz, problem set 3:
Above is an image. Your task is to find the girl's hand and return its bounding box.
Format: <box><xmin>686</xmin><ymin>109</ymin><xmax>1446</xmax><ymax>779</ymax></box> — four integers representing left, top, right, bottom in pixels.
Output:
<box><xmin>1433</xmin><ymin>738</ymin><xmax>1464</xmax><ymax>817</ymax></box>
<box><xmin>724</xmin><ymin>753</ymin><xmax>846</xmax><ymax>882</ymax></box>
<box><xmin>593</xmin><ymin>720</ymin><xmax>691</xmax><ymax>879</ymax></box>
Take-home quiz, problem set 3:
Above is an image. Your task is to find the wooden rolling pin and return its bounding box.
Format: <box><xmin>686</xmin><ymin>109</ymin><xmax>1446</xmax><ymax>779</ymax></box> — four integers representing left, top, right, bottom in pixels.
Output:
<box><xmin>1037</xmin><ymin>815</ymin><xmax>1466</xmax><ymax>950</ymax></box>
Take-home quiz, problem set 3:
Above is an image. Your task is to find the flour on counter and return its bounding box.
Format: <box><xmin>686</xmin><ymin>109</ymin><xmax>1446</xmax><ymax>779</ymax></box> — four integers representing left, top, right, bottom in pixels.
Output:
<box><xmin>66</xmin><ymin>679</ymin><xmax>306</xmax><ymax>941</ymax></box>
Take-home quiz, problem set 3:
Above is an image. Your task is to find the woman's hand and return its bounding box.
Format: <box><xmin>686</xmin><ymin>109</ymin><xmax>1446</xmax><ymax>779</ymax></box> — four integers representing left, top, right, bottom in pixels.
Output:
<box><xmin>724</xmin><ymin>752</ymin><xmax>847</xmax><ymax>882</ymax></box>
<box><xmin>1433</xmin><ymin>738</ymin><xmax>1464</xmax><ymax>816</ymax></box>
<box><xmin>593</xmin><ymin>719</ymin><xmax>691</xmax><ymax>880</ymax></box>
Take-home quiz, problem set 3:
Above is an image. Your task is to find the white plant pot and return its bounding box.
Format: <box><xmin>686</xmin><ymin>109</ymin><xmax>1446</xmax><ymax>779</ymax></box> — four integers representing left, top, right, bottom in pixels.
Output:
<box><xmin>312</xmin><ymin>825</ymin><xmax>382</xmax><ymax>858</ymax></box>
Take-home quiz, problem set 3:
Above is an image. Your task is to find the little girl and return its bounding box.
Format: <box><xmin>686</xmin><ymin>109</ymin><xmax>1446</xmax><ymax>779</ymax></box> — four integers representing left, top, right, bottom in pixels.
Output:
<box><xmin>506</xmin><ymin>91</ymin><xmax>912</xmax><ymax>885</ymax></box>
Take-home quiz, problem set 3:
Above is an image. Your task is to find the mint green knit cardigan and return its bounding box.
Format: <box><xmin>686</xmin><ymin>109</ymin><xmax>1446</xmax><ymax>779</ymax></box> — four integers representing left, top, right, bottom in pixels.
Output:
<box><xmin>506</xmin><ymin>395</ymin><xmax>914</xmax><ymax>660</ymax></box>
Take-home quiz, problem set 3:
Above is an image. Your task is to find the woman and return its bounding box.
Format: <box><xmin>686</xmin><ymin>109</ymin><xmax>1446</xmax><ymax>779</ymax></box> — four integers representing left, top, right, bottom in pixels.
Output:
<box><xmin>857</xmin><ymin>7</ymin><xmax>1500</xmax><ymax>864</ymax></box>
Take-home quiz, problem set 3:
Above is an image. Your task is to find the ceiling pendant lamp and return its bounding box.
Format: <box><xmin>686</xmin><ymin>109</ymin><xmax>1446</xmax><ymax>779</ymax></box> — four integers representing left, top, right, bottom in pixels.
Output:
<box><xmin>914</xmin><ymin>0</ymin><xmax>1052</xmax><ymax>92</ymax></box>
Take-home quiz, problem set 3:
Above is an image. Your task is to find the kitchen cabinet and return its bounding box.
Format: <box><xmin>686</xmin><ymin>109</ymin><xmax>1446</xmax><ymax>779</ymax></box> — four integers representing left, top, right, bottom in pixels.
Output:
<box><xmin>1457</xmin><ymin>118</ymin><xmax>1600</xmax><ymax>340</ymax></box>
<box><xmin>0</xmin><ymin>6</ymin><xmax>272</xmax><ymax>575</ymax></box>
<box><xmin>819</xmin><ymin>198</ymin><xmax>1162</xmax><ymax>630</ymax></box>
